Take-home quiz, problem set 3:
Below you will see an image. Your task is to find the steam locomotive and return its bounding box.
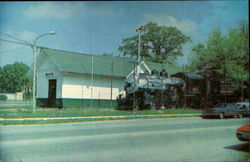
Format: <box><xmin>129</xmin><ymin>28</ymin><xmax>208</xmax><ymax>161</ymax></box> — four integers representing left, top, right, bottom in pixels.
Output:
<box><xmin>116</xmin><ymin>68</ymin><xmax>243</xmax><ymax>110</ymax></box>
<box><xmin>116</xmin><ymin>69</ymin><xmax>185</xmax><ymax>110</ymax></box>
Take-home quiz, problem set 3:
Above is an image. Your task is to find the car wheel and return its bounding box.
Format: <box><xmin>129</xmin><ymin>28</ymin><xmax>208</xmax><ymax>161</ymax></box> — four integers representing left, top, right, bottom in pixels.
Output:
<box><xmin>238</xmin><ymin>114</ymin><xmax>243</xmax><ymax>118</ymax></box>
<box><xmin>219</xmin><ymin>113</ymin><xmax>224</xmax><ymax>119</ymax></box>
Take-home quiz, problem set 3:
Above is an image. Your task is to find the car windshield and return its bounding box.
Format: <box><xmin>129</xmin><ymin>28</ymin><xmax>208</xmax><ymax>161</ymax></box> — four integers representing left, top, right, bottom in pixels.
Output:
<box><xmin>225</xmin><ymin>104</ymin><xmax>235</xmax><ymax>108</ymax></box>
<box><xmin>236</xmin><ymin>102</ymin><xmax>250</xmax><ymax>107</ymax></box>
<box><xmin>214</xmin><ymin>103</ymin><xmax>226</xmax><ymax>108</ymax></box>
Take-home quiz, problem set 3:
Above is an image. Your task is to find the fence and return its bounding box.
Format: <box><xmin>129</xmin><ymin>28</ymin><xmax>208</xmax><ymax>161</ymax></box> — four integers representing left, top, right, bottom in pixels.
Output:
<box><xmin>0</xmin><ymin>93</ymin><xmax>32</xmax><ymax>108</ymax></box>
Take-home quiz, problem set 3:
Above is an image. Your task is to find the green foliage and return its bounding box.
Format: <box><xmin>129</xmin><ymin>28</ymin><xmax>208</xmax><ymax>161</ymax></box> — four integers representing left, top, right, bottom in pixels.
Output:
<box><xmin>118</xmin><ymin>22</ymin><xmax>191</xmax><ymax>63</ymax></box>
<box><xmin>0</xmin><ymin>94</ymin><xmax>8</xmax><ymax>100</ymax></box>
<box><xmin>189</xmin><ymin>24</ymin><xmax>249</xmax><ymax>83</ymax></box>
<box><xmin>102</xmin><ymin>53</ymin><xmax>113</xmax><ymax>56</ymax></box>
<box><xmin>0</xmin><ymin>62</ymin><xmax>31</xmax><ymax>93</ymax></box>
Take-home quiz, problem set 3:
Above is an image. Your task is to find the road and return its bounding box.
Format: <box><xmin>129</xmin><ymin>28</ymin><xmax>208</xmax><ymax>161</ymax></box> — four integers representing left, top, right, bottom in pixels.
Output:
<box><xmin>0</xmin><ymin>117</ymin><xmax>249</xmax><ymax>162</ymax></box>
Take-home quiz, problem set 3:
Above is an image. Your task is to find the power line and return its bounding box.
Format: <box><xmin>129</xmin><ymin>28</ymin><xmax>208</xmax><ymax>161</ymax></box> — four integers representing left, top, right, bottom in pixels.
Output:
<box><xmin>0</xmin><ymin>46</ymin><xmax>28</xmax><ymax>54</ymax></box>
<box><xmin>0</xmin><ymin>32</ymin><xmax>28</xmax><ymax>44</ymax></box>
<box><xmin>0</xmin><ymin>38</ymin><xmax>32</xmax><ymax>46</ymax></box>
<box><xmin>0</xmin><ymin>39</ymin><xmax>32</xmax><ymax>68</ymax></box>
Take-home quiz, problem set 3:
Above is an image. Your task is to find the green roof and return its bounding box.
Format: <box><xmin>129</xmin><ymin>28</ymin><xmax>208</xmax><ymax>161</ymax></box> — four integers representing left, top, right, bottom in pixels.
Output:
<box><xmin>40</xmin><ymin>48</ymin><xmax>175</xmax><ymax>78</ymax></box>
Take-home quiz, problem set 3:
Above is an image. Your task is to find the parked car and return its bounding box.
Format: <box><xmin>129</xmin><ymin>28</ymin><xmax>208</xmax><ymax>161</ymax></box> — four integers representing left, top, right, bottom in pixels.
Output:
<box><xmin>236</xmin><ymin>124</ymin><xmax>250</xmax><ymax>141</ymax></box>
<box><xmin>202</xmin><ymin>103</ymin><xmax>248</xmax><ymax>119</ymax></box>
<box><xmin>236</xmin><ymin>102</ymin><xmax>250</xmax><ymax>109</ymax></box>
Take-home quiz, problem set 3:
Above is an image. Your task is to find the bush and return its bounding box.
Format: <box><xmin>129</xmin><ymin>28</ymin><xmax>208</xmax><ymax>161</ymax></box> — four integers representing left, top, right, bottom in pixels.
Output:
<box><xmin>0</xmin><ymin>94</ymin><xmax>8</xmax><ymax>100</ymax></box>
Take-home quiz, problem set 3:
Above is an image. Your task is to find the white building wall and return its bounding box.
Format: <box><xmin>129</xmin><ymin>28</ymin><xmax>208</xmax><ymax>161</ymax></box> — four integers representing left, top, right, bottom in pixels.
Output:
<box><xmin>36</xmin><ymin>55</ymin><xmax>63</xmax><ymax>99</ymax></box>
<box><xmin>0</xmin><ymin>92</ymin><xmax>23</xmax><ymax>100</ymax></box>
<box><xmin>62</xmin><ymin>73</ymin><xmax>124</xmax><ymax>100</ymax></box>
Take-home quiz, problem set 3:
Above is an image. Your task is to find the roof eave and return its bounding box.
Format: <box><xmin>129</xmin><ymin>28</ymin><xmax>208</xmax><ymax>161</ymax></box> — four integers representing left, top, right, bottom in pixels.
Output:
<box><xmin>61</xmin><ymin>71</ymin><xmax>125</xmax><ymax>79</ymax></box>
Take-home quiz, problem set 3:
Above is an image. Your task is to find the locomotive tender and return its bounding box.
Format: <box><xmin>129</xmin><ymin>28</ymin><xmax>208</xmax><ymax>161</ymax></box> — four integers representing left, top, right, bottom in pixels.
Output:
<box><xmin>116</xmin><ymin>63</ymin><xmax>244</xmax><ymax>110</ymax></box>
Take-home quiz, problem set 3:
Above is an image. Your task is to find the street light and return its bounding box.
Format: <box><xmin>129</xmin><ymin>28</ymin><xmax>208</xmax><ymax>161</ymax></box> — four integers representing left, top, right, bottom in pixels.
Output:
<box><xmin>32</xmin><ymin>31</ymin><xmax>55</xmax><ymax>114</ymax></box>
<box><xmin>136</xmin><ymin>26</ymin><xmax>145</xmax><ymax>66</ymax></box>
<box><xmin>132</xmin><ymin>26</ymin><xmax>145</xmax><ymax>111</ymax></box>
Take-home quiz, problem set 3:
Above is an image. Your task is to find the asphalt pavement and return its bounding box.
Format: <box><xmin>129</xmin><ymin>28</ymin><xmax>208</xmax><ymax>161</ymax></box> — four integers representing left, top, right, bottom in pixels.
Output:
<box><xmin>0</xmin><ymin>117</ymin><xmax>249</xmax><ymax>162</ymax></box>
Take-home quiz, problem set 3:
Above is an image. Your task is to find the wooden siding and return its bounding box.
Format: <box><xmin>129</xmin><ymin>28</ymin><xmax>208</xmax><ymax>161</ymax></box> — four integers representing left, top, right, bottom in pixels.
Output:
<box><xmin>62</xmin><ymin>73</ymin><xmax>124</xmax><ymax>100</ymax></box>
<box><xmin>36</xmin><ymin>54</ymin><xmax>63</xmax><ymax>99</ymax></box>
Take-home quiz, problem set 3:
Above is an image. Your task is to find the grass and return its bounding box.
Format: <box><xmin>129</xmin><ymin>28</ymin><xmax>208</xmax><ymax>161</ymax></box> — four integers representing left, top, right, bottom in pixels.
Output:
<box><xmin>0</xmin><ymin>107</ymin><xmax>201</xmax><ymax>118</ymax></box>
<box><xmin>0</xmin><ymin>116</ymin><xmax>200</xmax><ymax>125</ymax></box>
<box><xmin>0</xmin><ymin>107</ymin><xmax>201</xmax><ymax>125</ymax></box>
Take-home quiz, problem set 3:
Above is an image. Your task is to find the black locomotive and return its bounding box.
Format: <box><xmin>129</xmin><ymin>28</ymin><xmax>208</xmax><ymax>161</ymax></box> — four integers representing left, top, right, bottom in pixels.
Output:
<box><xmin>117</xmin><ymin>69</ymin><xmax>184</xmax><ymax>110</ymax></box>
<box><xmin>116</xmin><ymin>69</ymin><xmax>245</xmax><ymax>110</ymax></box>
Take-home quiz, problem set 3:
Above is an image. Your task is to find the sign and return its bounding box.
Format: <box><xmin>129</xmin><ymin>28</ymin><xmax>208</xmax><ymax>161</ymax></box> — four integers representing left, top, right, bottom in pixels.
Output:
<box><xmin>192</xmin><ymin>87</ymin><xmax>199</xmax><ymax>93</ymax></box>
<box><xmin>220</xmin><ymin>90</ymin><xmax>234</xmax><ymax>94</ymax></box>
<box><xmin>45</xmin><ymin>73</ymin><xmax>54</xmax><ymax>77</ymax></box>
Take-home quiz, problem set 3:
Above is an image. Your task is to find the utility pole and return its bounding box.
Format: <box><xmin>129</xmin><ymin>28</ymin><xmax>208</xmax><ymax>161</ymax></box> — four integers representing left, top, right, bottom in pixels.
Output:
<box><xmin>204</xmin><ymin>65</ymin><xmax>210</xmax><ymax>109</ymax></box>
<box><xmin>183</xmin><ymin>64</ymin><xmax>187</xmax><ymax>108</ymax></box>
<box><xmin>0</xmin><ymin>32</ymin><xmax>55</xmax><ymax>113</ymax></box>
<box><xmin>136</xmin><ymin>25</ymin><xmax>145</xmax><ymax>74</ymax></box>
<box><xmin>133</xmin><ymin>60</ymin><xmax>136</xmax><ymax>111</ymax></box>
<box><xmin>32</xmin><ymin>31</ymin><xmax>55</xmax><ymax>114</ymax></box>
<box><xmin>91</xmin><ymin>29</ymin><xmax>95</xmax><ymax>110</ymax></box>
<box><xmin>110</xmin><ymin>59</ymin><xmax>113</xmax><ymax>108</ymax></box>
<box><xmin>132</xmin><ymin>25</ymin><xmax>145</xmax><ymax>111</ymax></box>
<box><xmin>32</xmin><ymin>43</ymin><xmax>37</xmax><ymax>113</ymax></box>
<box><xmin>223</xmin><ymin>57</ymin><xmax>226</xmax><ymax>103</ymax></box>
<box><xmin>161</xmin><ymin>63</ymin><xmax>164</xmax><ymax>109</ymax></box>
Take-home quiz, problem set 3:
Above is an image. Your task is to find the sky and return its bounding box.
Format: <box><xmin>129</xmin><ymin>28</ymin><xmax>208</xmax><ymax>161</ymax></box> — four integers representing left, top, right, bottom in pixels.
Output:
<box><xmin>0</xmin><ymin>1</ymin><xmax>248</xmax><ymax>67</ymax></box>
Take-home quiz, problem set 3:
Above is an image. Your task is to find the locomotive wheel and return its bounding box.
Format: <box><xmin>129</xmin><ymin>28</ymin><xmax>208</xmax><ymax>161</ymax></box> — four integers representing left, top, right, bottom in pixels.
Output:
<box><xmin>132</xmin><ymin>99</ymin><xmax>139</xmax><ymax>110</ymax></box>
<box><xmin>133</xmin><ymin>105</ymin><xmax>139</xmax><ymax>111</ymax></box>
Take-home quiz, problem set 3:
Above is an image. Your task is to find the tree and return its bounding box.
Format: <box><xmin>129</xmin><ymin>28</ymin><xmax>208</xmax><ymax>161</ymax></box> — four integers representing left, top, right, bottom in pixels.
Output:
<box><xmin>0</xmin><ymin>62</ymin><xmax>31</xmax><ymax>93</ymax></box>
<box><xmin>102</xmin><ymin>53</ymin><xmax>113</xmax><ymax>56</ymax></box>
<box><xmin>224</xmin><ymin>24</ymin><xmax>249</xmax><ymax>81</ymax></box>
<box><xmin>189</xmin><ymin>24</ymin><xmax>249</xmax><ymax>89</ymax></box>
<box><xmin>191</xmin><ymin>26</ymin><xmax>248</xmax><ymax>78</ymax></box>
<box><xmin>189</xmin><ymin>43</ymin><xmax>207</xmax><ymax>71</ymax></box>
<box><xmin>118</xmin><ymin>22</ymin><xmax>191</xmax><ymax>63</ymax></box>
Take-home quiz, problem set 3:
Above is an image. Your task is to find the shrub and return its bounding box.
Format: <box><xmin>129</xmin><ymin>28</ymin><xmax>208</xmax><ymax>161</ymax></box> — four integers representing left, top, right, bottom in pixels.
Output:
<box><xmin>0</xmin><ymin>94</ymin><xmax>8</xmax><ymax>100</ymax></box>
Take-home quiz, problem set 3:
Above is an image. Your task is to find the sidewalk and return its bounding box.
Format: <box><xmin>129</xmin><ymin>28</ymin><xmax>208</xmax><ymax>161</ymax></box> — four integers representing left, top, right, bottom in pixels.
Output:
<box><xmin>0</xmin><ymin>113</ymin><xmax>201</xmax><ymax>121</ymax></box>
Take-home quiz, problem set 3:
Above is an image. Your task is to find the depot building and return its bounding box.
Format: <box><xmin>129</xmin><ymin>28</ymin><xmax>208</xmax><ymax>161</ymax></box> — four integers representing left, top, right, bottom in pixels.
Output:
<box><xmin>34</xmin><ymin>48</ymin><xmax>175</xmax><ymax>108</ymax></box>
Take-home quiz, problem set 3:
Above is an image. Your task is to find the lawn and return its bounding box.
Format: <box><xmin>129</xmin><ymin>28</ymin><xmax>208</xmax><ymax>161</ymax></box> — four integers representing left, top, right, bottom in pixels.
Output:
<box><xmin>0</xmin><ymin>107</ymin><xmax>201</xmax><ymax>119</ymax></box>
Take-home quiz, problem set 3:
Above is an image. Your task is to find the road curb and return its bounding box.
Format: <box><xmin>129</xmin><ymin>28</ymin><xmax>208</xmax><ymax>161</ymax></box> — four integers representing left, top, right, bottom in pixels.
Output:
<box><xmin>0</xmin><ymin>114</ymin><xmax>201</xmax><ymax>121</ymax></box>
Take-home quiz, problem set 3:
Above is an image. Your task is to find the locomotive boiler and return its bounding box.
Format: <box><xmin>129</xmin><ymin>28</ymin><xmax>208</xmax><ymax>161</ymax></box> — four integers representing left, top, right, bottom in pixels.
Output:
<box><xmin>116</xmin><ymin>69</ymin><xmax>184</xmax><ymax>110</ymax></box>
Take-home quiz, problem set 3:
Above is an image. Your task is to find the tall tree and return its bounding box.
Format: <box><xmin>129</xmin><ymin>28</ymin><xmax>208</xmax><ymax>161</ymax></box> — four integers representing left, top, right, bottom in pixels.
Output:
<box><xmin>118</xmin><ymin>22</ymin><xmax>191</xmax><ymax>63</ymax></box>
<box><xmin>189</xmin><ymin>25</ymin><xmax>249</xmax><ymax>84</ymax></box>
<box><xmin>0</xmin><ymin>62</ymin><xmax>31</xmax><ymax>93</ymax></box>
<box><xmin>224</xmin><ymin>24</ymin><xmax>249</xmax><ymax>81</ymax></box>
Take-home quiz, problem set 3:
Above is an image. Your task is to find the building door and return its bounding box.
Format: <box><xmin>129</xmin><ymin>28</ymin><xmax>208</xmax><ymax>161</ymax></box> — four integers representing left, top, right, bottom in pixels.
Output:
<box><xmin>48</xmin><ymin>79</ymin><xmax>57</xmax><ymax>106</ymax></box>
